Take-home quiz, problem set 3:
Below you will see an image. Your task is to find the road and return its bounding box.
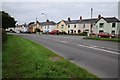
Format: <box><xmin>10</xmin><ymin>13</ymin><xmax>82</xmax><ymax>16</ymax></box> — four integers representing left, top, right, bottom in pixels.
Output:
<box><xmin>14</xmin><ymin>33</ymin><xmax>119</xmax><ymax>78</ymax></box>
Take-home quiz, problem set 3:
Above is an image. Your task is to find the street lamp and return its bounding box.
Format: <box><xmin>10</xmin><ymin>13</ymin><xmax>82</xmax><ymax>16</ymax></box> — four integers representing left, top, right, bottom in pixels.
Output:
<box><xmin>42</xmin><ymin>12</ymin><xmax>48</xmax><ymax>21</ymax></box>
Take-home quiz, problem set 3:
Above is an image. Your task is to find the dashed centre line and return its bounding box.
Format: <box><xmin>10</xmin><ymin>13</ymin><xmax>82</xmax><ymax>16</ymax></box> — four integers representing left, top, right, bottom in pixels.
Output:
<box><xmin>78</xmin><ymin>44</ymin><xmax>119</xmax><ymax>55</ymax></box>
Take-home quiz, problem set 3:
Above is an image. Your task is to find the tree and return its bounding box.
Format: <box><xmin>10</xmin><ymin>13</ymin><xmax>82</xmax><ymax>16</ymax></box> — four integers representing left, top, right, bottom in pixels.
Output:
<box><xmin>0</xmin><ymin>11</ymin><xmax>17</xmax><ymax>29</ymax></box>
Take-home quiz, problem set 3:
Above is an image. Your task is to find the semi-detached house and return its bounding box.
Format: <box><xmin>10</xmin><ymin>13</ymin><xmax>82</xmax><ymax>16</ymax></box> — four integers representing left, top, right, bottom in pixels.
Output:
<box><xmin>94</xmin><ymin>17</ymin><xmax>120</xmax><ymax>35</ymax></box>
<box><xmin>57</xmin><ymin>15</ymin><xmax>120</xmax><ymax>36</ymax></box>
<box><xmin>40</xmin><ymin>20</ymin><xmax>56</xmax><ymax>33</ymax></box>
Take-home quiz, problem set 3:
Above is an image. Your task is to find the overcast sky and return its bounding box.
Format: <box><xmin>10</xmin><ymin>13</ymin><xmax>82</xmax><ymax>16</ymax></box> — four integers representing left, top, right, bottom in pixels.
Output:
<box><xmin>1</xmin><ymin>2</ymin><xmax>119</xmax><ymax>24</ymax></box>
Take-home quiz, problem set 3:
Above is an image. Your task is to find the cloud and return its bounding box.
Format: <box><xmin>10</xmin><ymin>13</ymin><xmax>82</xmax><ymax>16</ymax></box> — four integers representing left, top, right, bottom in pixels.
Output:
<box><xmin>2</xmin><ymin>2</ymin><xmax>118</xmax><ymax>24</ymax></box>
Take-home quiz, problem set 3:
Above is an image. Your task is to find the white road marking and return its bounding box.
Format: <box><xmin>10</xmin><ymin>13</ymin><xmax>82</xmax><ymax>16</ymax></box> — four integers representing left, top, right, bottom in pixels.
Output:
<box><xmin>59</xmin><ymin>41</ymin><xmax>68</xmax><ymax>43</ymax></box>
<box><xmin>78</xmin><ymin>44</ymin><xmax>119</xmax><ymax>55</ymax></box>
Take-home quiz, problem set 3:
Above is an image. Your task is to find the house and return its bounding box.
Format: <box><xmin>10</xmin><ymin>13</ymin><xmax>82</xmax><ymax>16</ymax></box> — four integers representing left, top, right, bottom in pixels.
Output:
<box><xmin>77</xmin><ymin>16</ymin><xmax>98</xmax><ymax>34</ymax></box>
<box><xmin>57</xmin><ymin>15</ymin><xmax>120</xmax><ymax>36</ymax></box>
<box><xmin>94</xmin><ymin>17</ymin><xmax>120</xmax><ymax>36</ymax></box>
<box><xmin>41</xmin><ymin>20</ymin><xmax>56</xmax><ymax>33</ymax></box>
<box><xmin>14</xmin><ymin>24</ymin><xmax>28</xmax><ymax>33</ymax></box>
<box><xmin>67</xmin><ymin>17</ymin><xmax>79</xmax><ymax>34</ymax></box>
<box><xmin>28</xmin><ymin>20</ymin><xmax>42</xmax><ymax>33</ymax></box>
<box><xmin>57</xmin><ymin>16</ymin><xmax>98</xmax><ymax>34</ymax></box>
<box><xmin>56</xmin><ymin>20</ymin><xmax>68</xmax><ymax>33</ymax></box>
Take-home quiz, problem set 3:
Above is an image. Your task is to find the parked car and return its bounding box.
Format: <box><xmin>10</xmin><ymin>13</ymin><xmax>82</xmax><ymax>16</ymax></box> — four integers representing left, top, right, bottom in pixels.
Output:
<box><xmin>49</xmin><ymin>30</ymin><xmax>59</xmax><ymax>35</ymax></box>
<box><xmin>97</xmin><ymin>32</ymin><xmax>115</xmax><ymax>38</ymax></box>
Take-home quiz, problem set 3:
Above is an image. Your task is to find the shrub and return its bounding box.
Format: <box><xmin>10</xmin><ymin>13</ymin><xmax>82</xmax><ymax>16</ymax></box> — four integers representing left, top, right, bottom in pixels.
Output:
<box><xmin>35</xmin><ymin>28</ymin><xmax>40</xmax><ymax>32</ymax></box>
<box><xmin>79</xmin><ymin>32</ymin><xmax>87</xmax><ymax>36</ymax></box>
<box><xmin>59</xmin><ymin>31</ymin><xmax>67</xmax><ymax>34</ymax></box>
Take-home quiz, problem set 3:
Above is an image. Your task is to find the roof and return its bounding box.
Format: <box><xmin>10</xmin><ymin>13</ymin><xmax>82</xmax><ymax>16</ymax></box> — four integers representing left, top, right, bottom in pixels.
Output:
<box><xmin>67</xmin><ymin>20</ymin><xmax>79</xmax><ymax>24</ymax></box>
<box><xmin>103</xmin><ymin>17</ymin><xmax>120</xmax><ymax>23</ymax></box>
<box><xmin>57</xmin><ymin>17</ymin><xmax>120</xmax><ymax>25</ymax></box>
<box><xmin>57</xmin><ymin>20</ymin><xmax>68</xmax><ymax>25</ymax></box>
<box><xmin>95</xmin><ymin>17</ymin><xmax>120</xmax><ymax>23</ymax></box>
<box><xmin>78</xmin><ymin>18</ymin><xmax>98</xmax><ymax>24</ymax></box>
<box><xmin>57</xmin><ymin>20</ymin><xmax>79</xmax><ymax>24</ymax></box>
<box><xmin>40</xmin><ymin>21</ymin><xmax>56</xmax><ymax>26</ymax></box>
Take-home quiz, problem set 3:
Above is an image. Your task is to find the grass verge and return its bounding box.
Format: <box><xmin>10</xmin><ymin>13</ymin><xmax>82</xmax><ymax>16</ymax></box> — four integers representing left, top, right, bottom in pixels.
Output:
<box><xmin>2</xmin><ymin>35</ymin><xmax>98</xmax><ymax>78</ymax></box>
<box><xmin>83</xmin><ymin>37</ymin><xmax>120</xmax><ymax>42</ymax></box>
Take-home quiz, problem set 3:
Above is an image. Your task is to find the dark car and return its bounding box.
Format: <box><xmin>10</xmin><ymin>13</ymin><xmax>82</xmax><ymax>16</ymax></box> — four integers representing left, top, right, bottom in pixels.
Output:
<box><xmin>98</xmin><ymin>32</ymin><xmax>115</xmax><ymax>38</ymax></box>
<box><xmin>49</xmin><ymin>30</ymin><xmax>59</xmax><ymax>35</ymax></box>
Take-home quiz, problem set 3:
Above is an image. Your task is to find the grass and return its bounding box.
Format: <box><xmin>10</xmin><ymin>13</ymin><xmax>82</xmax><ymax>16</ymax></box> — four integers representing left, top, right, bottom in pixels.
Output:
<box><xmin>83</xmin><ymin>37</ymin><xmax>120</xmax><ymax>42</ymax></box>
<box><xmin>2</xmin><ymin>35</ymin><xmax>98</xmax><ymax>78</ymax></box>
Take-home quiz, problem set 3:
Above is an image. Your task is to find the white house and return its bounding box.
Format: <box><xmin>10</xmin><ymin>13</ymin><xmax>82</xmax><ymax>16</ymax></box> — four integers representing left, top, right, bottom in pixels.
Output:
<box><xmin>94</xmin><ymin>17</ymin><xmax>120</xmax><ymax>35</ymax></box>
<box><xmin>14</xmin><ymin>24</ymin><xmax>28</xmax><ymax>33</ymax></box>
<box><xmin>41</xmin><ymin>20</ymin><xmax>56</xmax><ymax>33</ymax></box>
<box><xmin>62</xmin><ymin>16</ymin><xmax>98</xmax><ymax>34</ymax></box>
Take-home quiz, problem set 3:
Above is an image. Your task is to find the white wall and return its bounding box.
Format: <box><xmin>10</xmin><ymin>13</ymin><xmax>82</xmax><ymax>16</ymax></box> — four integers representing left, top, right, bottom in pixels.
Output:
<box><xmin>42</xmin><ymin>25</ymin><xmax>56</xmax><ymax>33</ymax></box>
<box><xmin>95</xmin><ymin>18</ymin><xmax>119</xmax><ymax>35</ymax></box>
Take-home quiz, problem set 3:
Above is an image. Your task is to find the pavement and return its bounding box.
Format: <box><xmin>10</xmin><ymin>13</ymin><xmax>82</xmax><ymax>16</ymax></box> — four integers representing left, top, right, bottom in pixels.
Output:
<box><xmin>11</xmin><ymin>33</ymin><xmax>119</xmax><ymax>78</ymax></box>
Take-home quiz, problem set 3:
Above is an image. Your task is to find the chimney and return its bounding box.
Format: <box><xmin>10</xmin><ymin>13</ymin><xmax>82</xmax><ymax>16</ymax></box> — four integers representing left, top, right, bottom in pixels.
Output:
<box><xmin>68</xmin><ymin>17</ymin><xmax>71</xmax><ymax>22</ymax></box>
<box><xmin>98</xmin><ymin>14</ymin><xmax>101</xmax><ymax>19</ymax></box>
<box><xmin>46</xmin><ymin>19</ymin><xmax>49</xmax><ymax>22</ymax></box>
<box><xmin>80</xmin><ymin>16</ymin><xmax>82</xmax><ymax>21</ymax></box>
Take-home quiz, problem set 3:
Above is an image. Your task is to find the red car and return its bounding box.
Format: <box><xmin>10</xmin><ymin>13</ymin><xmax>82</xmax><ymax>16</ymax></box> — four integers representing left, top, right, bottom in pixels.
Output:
<box><xmin>49</xmin><ymin>30</ymin><xmax>59</xmax><ymax>35</ymax></box>
<box><xmin>98</xmin><ymin>32</ymin><xmax>115</xmax><ymax>38</ymax></box>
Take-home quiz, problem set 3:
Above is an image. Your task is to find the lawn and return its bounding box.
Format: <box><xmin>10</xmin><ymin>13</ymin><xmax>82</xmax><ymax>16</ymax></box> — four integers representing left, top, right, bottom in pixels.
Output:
<box><xmin>83</xmin><ymin>37</ymin><xmax>120</xmax><ymax>42</ymax></box>
<box><xmin>2</xmin><ymin>35</ymin><xmax>98</xmax><ymax>78</ymax></box>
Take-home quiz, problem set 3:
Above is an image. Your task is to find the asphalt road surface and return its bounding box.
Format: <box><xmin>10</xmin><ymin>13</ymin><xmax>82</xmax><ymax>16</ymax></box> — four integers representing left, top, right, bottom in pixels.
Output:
<box><xmin>13</xmin><ymin>33</ymin><xmax>119</xmax><ymax>78</ymax></box>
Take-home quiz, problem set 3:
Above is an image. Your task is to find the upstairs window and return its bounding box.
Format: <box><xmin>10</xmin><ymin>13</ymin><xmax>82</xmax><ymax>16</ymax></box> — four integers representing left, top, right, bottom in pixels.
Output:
<box><xmin>61</xmin><ymin>24</ymin><xmax>64</xmax><ymax>29</ymax></box>
<box><xmin>74</xmin><ymin>25</ymin><xmax>76</xmax><ymax>28</ymax></box>
<box><xmin>99</xmin><ymin>23</ymin><xmax>104</xmax><ymax>28</ymax></box>
<box><xmin>112</xmin><ymin>23</ymin><xmax>116</xmax><ymax>28</ymax></box>
<box><xmin>83</xmin><ymin>24</ymin><xmax>85</xmax><ymax>28</ymax></box>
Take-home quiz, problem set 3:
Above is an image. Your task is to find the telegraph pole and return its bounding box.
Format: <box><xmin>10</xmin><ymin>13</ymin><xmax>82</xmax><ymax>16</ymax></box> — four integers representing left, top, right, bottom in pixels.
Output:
<box><xmin>90</xmin><ymin>8</ymin><xmax>93</xmax><ymax>36</ymax></box>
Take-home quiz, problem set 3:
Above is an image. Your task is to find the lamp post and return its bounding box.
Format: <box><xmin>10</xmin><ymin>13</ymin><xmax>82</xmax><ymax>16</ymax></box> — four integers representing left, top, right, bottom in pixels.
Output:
<box><xmin>42</xmin><ymin>12</ymin><xmax>48</xmax><ymax>21</ymax></box>
<box><xmin>90</xmin><ymin>8</ymin><xmax>93</xmax><ymax>36</ymax></box>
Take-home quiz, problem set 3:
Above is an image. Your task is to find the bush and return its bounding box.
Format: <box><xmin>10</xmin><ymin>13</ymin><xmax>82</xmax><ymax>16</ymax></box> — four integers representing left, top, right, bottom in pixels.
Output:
<box><xmin>59</xmin><ymin>31</ymin><xmax>67</xmax><ymax>34</ymax></box>
<box><xmin>35</xmin><ymin>28</ymin><xmax>40</xmax><ymax>32</ymax></box>
<box><xmin>79</xmin><ymin>32</ymin><xmax>87</xmax><ymax>36</ymax></box>
<box><xmin>2</xmin><ymin>28</ymin><xmax>7</xmax><ymax>43</ymax></box>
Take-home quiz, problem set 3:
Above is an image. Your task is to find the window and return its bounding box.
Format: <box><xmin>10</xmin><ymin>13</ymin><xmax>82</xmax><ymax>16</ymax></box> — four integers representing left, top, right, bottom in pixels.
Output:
<box><xmin>99</xmin><ymin>23</ymin><xmax>104</xmax><ymax>28</ymax></box>
<box><xmin>78</xmin><ymin>30</ymin><xmax>81</xmax><ymax>33</ymax></box>
<box><xmin>68</xmin><ymin>25</ymin><xmax>70</xmax><ymax>28</ymax></box>
<box><xmin>71</xmin><ymin>30</ymin><xmax>73</xmax><ymax>34</ymax></box>
<box><xmin>74</xmin><ymin>30</ymin><xmax>76</xmax><ymax>33</ymax></box>
<box><xmin>85</xmin><ymin>29</ymin><xmax>89</xmax><ymax>32</ymax></box>
<box><xmin>83</xmin><ymin>24</ymin><xmax>85</xmax><ymax>28</ymax></box>
<box><xmin>61</xmin><ymin>25</ymin><xmax>64</xmax><ymax>29</ymax></box>
<box><xmin>68</xmin><ymin>30</ymin><xmax>70</xmax><ymax>34</ymax></box>
<box><xmin>74</xmin><ymin>25</ymin><xmax>76</xmax><ymax>28</ymax></box>
<box><xmin>111</xmin><ymin>30</ymin><xmax>115</xmax><ymax>34</ymax></box>
<box><xmin>112</xmin><ymin>23</ymin><xmax>116</xmax><ymax>27</ymax></box>
<box><xmin>99</xmin><ymin>30</ymin><xmax>104</xmax><ymax>33</ymax></box>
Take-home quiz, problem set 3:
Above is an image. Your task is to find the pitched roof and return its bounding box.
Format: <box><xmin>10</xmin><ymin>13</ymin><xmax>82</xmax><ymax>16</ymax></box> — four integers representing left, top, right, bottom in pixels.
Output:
<box><xmin>78</xmin><ymin>18</ymin><xmax>98</xmax><ymax>24</ymax></box>
<box><xmin>68</xmin><ymin>20</ymin><xmax>79</xmax><ymax>24</ymax></box>
<box><xmin>40</xmin><ymin>21</ymin><xmax>56</xmax><ymax>26</ymax></box>
<box><xmin>102</xmin><ymin>17</ymin><xmax>120</xmax><ymax>23</ymax></box>
<box><xmin>57</xmin><ymin>20</ymin><xmax>68</xmax><ymax>25</ymax></box>
<box><xmin>95</xmin><ymin>17</ymin><xmax>120</xmax><ymax>23</ymax></box>
<box><xmin>57</xmin><ymin>20</ymin><xmax>79</xmax><ymax>24</ymax></box>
